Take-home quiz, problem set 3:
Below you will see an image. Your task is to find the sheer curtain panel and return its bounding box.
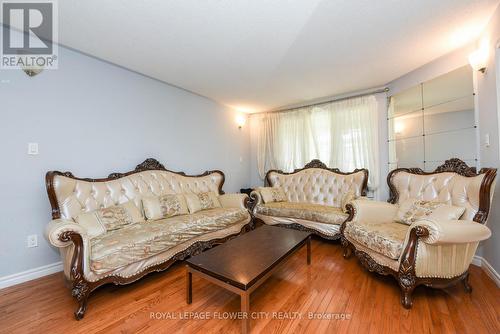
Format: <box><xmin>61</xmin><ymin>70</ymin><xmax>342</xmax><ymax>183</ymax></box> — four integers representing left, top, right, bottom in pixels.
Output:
<box><xmin>256</xmin><ymin>95</ymin><xmax>379</xmax><ymax>189</ymax></box>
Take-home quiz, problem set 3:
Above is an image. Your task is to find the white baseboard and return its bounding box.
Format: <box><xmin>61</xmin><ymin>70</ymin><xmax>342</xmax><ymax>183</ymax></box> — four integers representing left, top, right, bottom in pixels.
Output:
<box><xmin>0</xmin><ymin>262</ymin><xmax>62</xmax><ymax>290</ymax></box>
<box><xmin>472</xmin><ymin>255</ymin><xmax>482</xmax><ymax>266</ymax></box>
<box><xmin>473</xmin><ymin>255</ymin><xmax>500</xmax><ymax>288</ymax></box>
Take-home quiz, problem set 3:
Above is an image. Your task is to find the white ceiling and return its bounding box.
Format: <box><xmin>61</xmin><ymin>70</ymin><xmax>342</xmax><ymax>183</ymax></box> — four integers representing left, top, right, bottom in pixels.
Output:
<box><xmin>48</xmin><ymin>1</ymin><xmax>500</xmax><ymax>111</ymax></box>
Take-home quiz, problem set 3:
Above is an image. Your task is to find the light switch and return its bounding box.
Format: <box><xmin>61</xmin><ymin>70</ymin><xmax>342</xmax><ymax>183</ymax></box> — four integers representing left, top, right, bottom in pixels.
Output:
<box><xmin>28</xmin><ymin>142</ymin><xmax>39</xmax><ymax>155</ymax></box>
<box><xmin>27</xmin><ymin>234</ymin><xmax>38</xmax><ymax>248</ymax></box>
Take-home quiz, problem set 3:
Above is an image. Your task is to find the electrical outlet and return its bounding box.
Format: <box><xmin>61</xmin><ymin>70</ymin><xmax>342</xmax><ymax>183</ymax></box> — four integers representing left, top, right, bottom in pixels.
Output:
<box><xmin>27</xmin><ymin>234</ymin><xmax>38</xmax><ymax>248</ymax></box>
<box><xmin>28</xmin><ymin>143</ymin><xmax>39</xmax><ymax>155</ymax></box>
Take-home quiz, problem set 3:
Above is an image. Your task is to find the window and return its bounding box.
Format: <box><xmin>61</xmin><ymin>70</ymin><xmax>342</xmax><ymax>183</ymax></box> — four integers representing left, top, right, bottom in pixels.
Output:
<box><xmin>256</xmin><ymin>95</ymin><xmax>380</xmax><ymax>189</ymax></box>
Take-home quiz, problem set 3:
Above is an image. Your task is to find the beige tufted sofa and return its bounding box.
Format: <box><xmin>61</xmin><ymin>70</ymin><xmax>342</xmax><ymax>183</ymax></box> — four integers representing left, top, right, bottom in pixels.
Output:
<box><xmin>341</xmin><ymin>158</ymin><xmax>496</xmax><ymax>308</ymax></box>
<box><xmin>250</xmin><ymin>160</ymin><xmax>369</xmax><ymax>239</ymax></box>
<box><xmin>44</xmin><ymin>159</ymin><xmax>251</xmax><ymax>320</ymax></box>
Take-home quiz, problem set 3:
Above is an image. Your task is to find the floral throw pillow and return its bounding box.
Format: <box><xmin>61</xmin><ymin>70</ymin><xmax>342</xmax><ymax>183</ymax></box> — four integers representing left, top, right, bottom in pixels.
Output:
<box><xmin>197</xmin><ymin>192</ymin><xmax>214</xmax><ymax>210</ymax></box>
<box><xmin>395</xmin><ymin>199</ymin><xmax>464</xmax><ymax>225</ymax></box>
<box><xmin>260</xmin><ymin>187</ymin><xmax>287</xmax><ymax>203</ymax></box>
<box><xmin>185</xmin><ymin>192</ymin><xmax>221</xmax><ymax>213</ymax></box>
<box><xmin>142</xmin><ymin>194</ymin><xmax>188</xmax><ymax>220</ymax></box>
<box><xmin>159</xmin><ymin>194</ymin><xmax>188</xmax><ymax>218</ymax></box>
<box><xmin>96</xmin><ymin>205</ymin><xmax>134</xmax><ymax>231</ymax></box>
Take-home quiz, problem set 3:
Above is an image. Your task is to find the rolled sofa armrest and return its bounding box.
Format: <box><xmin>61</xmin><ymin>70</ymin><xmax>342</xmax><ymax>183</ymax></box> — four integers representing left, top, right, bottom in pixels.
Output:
<box><xmin>412</xmin><ymin>219</ymin><xmax>492</xmax><ymax>245</ymax></box>
<box><xmin>45</xmin><ymin>218</ymin><xmax>89</xmax><ymax>248</ymax></box>
<box><xmin>218</xmin><ymin>193</ymin><xmax>249</xmax><ymax>209</ymax></box>
<box><xmin>249</xmin><ymin>190</ymin><xmax>263</xmax><ymax>212</ymax></box>
<box><xmin>349</xmin><ymin>199</ymin><xmax>399</xmax><ymax>224</ymax></box>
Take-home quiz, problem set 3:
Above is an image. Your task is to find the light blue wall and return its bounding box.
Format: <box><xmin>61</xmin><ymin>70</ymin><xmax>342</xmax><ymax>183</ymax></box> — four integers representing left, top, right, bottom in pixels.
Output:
<box><xmin>0</xmin><ymin>44</ymin><xmax>250</xmax><ymax>277</ymax></box>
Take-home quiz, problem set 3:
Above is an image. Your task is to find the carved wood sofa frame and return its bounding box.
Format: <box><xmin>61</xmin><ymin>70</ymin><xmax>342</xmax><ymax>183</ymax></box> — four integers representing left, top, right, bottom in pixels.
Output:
<box><xmin>46</xmin><ymin>158</ymin><xmax>253</xmax><ymax>320</ymax></box>
<box><xmin>250</xmin><ymin>159</ymin><xmax>369</xmax><ymax>240</ymax></box>
<box><xmin>340</xmin><ymin>158</ymin><xmax>497</xmax><ymax>308</ymax></box>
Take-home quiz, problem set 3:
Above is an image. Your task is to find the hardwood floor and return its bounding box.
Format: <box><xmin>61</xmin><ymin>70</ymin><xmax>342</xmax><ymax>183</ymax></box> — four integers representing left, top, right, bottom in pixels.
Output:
<box><xmin>0</xmin><ymin>238</ymin><xmax>499</xmax><ymax>334</ymax></box>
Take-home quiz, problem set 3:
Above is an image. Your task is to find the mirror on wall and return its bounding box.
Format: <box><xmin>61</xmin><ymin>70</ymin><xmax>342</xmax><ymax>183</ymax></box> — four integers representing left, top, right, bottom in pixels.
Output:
<box><xmin>388</xmin><ymin>65</ymin><xmax>477</xmax><ymax>171</ymax></box>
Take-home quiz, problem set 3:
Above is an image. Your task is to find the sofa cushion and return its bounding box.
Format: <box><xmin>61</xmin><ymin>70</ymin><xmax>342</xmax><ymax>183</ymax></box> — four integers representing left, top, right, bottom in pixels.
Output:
<box><xmin>185</xmin><ymin>192</ymin><xmax>221</xmax><ymax>213</ymax></box>
<box><xmin>260</xmin><ymin>187</ymin><xmax>287</xmax><ymax>203</ymax></box>
<box><xmin>256</xmin><ymin>202</ymin><xmax>347</xmax><ymax>225</ymax></box>
<box><xmin>75</xmin><ymin>201</ymin><xmax>143</xmax><ymax>237</ymax></box>
<box><xmin>395</xmin><ymin>199</ymin><xmax>465</xmax><ymax>225</ymax></box>
<box><xmin>142</xmin><ymin>194</ymin><xmax>188</xmax><ymax>220</ymax></box>
<box><xmin>89</xmin><ymin>208</ymin><xmax>248</xmax><ymax>274</ymax></box>
<box><xmin>344</xmin><ymin>221</ymin><xmax>408</xmax><ymax>259</ymax></box>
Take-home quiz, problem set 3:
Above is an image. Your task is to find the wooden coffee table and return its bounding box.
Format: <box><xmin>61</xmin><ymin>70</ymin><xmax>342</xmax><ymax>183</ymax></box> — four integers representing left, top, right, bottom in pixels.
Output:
<box><xmin>185</xmin><ymin>225</ymin><xmax>311</xmax><ymax>333</ymax></box>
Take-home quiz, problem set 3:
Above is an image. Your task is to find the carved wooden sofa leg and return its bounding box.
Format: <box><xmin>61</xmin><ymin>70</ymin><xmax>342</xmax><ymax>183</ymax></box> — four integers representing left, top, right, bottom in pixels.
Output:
<box><xmin>340</xmin><ymin>237</ymin><xmax>353</xmax><ymax>259</ymax></box>
<box><xmin>399</xmin><ymin>284</ymin><xmax>415</xmax><ymax>309</ymax></box>
<box><xmin>343</xmin><ymin>244</ymin><xmax>353</xmax><ymax>259</ymax></box>
<box><xmin>73</xmin><ymin>287</ymin><xmax>91</xmax><ymax>320</ymax></box>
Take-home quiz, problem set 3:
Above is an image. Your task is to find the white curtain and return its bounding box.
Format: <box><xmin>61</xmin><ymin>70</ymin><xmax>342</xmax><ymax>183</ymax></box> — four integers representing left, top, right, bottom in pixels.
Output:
<box><xmin>256</xmin><ymin>95</ymin><xmax>379</xmax><ymax>189</ymax></box>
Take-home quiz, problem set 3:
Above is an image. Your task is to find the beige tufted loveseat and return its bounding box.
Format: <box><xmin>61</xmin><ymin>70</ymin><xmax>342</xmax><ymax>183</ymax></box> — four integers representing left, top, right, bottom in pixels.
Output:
<box><xmin>44</xmin><ymin>159</ymin><xmax>251</xmax><ymax>320</ymax></box>
<box><xmin>250</xmin><ymin>160</ymin><xmax>369</xmax><ymax>239</ymax></box>
<box><xmin>341</xmin><ymin>158</ymin><xmax>496</xmax><ymax>308</ymax></box>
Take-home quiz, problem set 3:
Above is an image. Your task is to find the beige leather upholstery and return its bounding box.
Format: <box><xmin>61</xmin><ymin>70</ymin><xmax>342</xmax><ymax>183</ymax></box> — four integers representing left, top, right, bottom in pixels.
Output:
<box><xmin>267</xmin><ymin>168</ymin><xmax>366</xmax><ymax>207</ymax></box>
<box><xmin>52</xmin><ymin>170</ymin><xmax>224</xmax><ymax>220</ymax></box>
<box><xmin>253</xmin><ymin>168</ymin><xmax>367</xmax><ymax>237</ymax></box>
<box><xmin>349</xmin><ymin>200</ymin><xmax>399</xmax><ymax>225</ymax></box>
<box><xmin>46</xmin><ymin>170</ymin><xmax>250</xmax><ymax>282</ymax></box>
<box><xmin>410</xmin><ymin>218</ymin><xmax>491</xmax><ymax>278</ymax></box>
<box><xmin>414</xmin><ymin>219</ymin><xmax>491</xmax><ymax>245</ymax></box>
<box><xmin>390</xmin><ymin>171</ymin><xmax>485</xmax><ymax>221</ymax></box>
<box><xmin>414</xmin><ymin>241</ymin><xmax>479</xmax><ymax>278</ymax></box>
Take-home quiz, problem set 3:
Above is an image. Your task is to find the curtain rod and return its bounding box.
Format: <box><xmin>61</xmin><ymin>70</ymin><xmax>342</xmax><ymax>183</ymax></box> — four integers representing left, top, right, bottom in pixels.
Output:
<box><xmin>252</xmin><ymin>87</ymin><xmax>389</xmax><ymax>115</ymax></box>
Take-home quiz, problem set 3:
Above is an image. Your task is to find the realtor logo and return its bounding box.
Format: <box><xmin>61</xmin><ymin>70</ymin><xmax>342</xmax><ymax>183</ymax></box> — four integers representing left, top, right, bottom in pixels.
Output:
<box><xmin>1</xmin><ymin>0</ymin><xmax>58</xmax><ymax>70</ymax></box>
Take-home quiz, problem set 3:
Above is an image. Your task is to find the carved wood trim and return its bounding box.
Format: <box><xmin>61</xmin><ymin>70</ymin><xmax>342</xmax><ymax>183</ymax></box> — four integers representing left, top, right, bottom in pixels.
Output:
<box><xmin>355</xmin><ymin>250</ymin><xmax>393</xmax><ymax>276</ymax></box>
<box><xmin>61</xmin><ymin>221</ymin><xmax>253</xmax><ymax>320</ymax></box>
<box><xmin>46</xmin><ymin>158</ymin><xmax>226</xmax><ymax>219</ymax></box>
<box><xmin>264</xmin><ymin>159</ymin><xmax>369</xmax><ymax>196</ymax></box>
<box><xmin>339</xmin><ymin>203</ymin><xmax>356</xmax><ymax>257</ymax></box>
<box><xmin>387</xmin><ymin>158</ymin><xmax>497</xmax><ymax>224</ymax></box>
<box><xmin>247</xmin><ymin>191</ymin><xmax>260</xmax><ymax>214</ymax></box>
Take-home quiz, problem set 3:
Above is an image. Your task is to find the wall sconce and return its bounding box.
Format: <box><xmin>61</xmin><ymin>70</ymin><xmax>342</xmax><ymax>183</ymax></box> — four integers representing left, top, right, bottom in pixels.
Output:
<box><xmin>235</xmin><ymin>114</ymin><xmax>247</xmax><ymax>129</ymax></box>
<box><xmin>468</xmin><ymin>38</ymin><xmax>489</xmax><ymax>73</ymax></box>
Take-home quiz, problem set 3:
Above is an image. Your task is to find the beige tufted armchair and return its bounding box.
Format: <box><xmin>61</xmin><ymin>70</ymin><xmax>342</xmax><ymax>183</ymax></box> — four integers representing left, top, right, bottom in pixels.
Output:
<box><xmin>341</xmin><ymin>159</ymin><xmax>496</xmax><ymax>308</ymax></box>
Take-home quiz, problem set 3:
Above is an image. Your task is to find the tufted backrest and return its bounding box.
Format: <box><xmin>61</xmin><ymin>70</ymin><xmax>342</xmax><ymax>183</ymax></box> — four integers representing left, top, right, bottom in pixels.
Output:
<box><xmin>266</xmin><ymin>168</ymin><xmax>368</xmax><ymax>208</ymax></box>
<box><xmin>47</xmin><ymin>168</ymin><xmax>224</xmax><ymax>220</ymax></box>
<box><xmin>389</xmin><ymin>169</ymin><xmax>496</xmax><ymax>223</ymax></box>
